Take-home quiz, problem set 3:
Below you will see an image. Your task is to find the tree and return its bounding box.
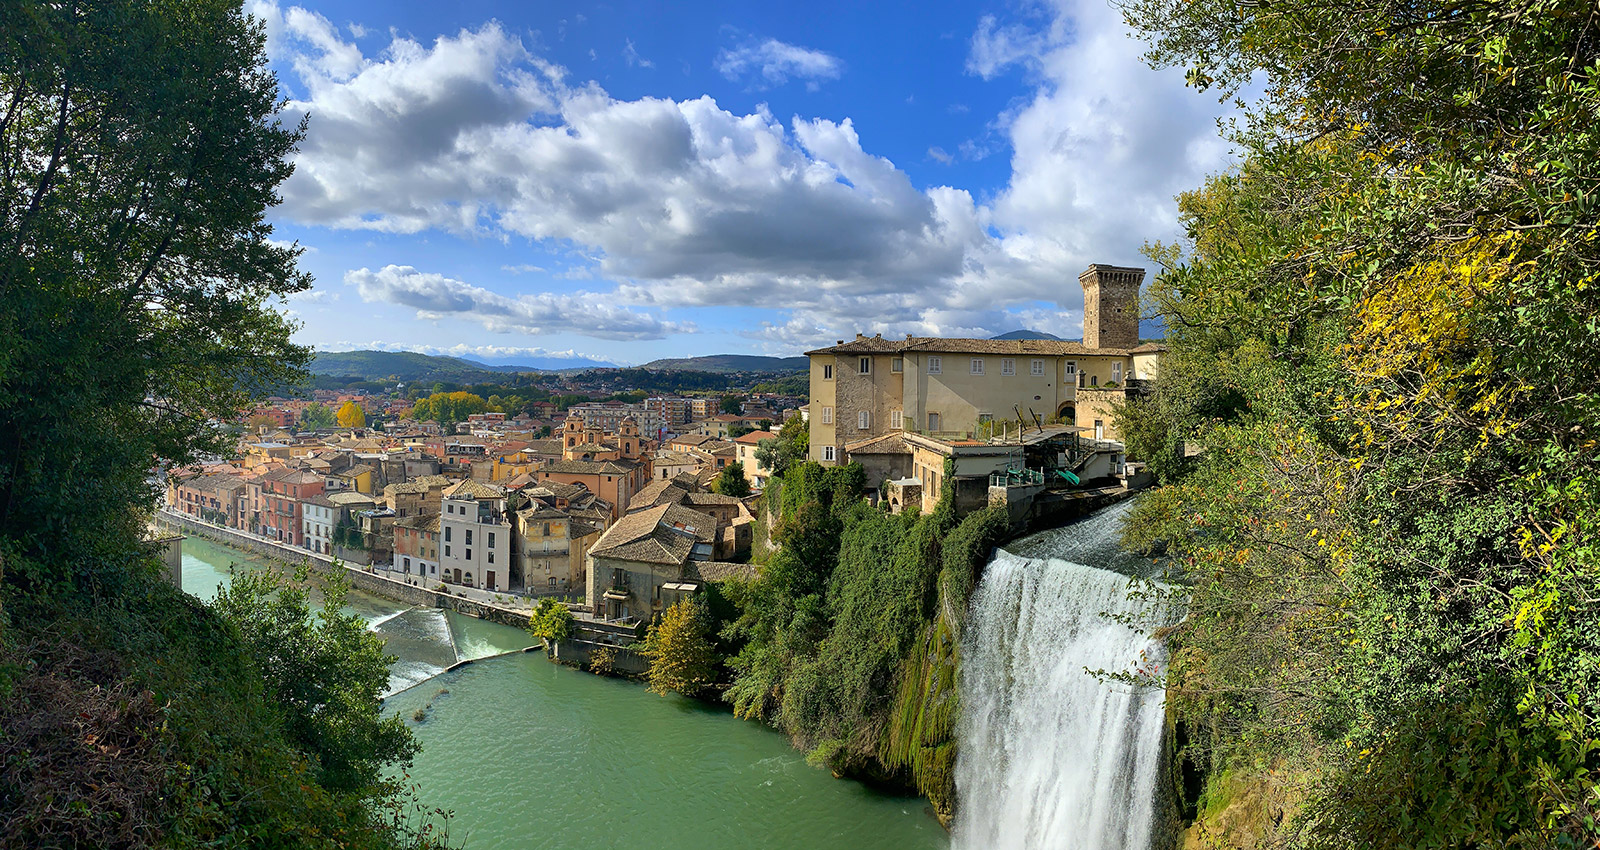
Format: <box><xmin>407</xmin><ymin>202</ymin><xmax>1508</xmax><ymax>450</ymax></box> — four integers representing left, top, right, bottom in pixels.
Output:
<box><xmin>642</xmin><ymin>597</ymin><xmax>720</xmax><ymax>698</ymax></box>
<box><xmin>727</xmin><ymin>422</ymin><xmax>753</xmax><ymax>439</ymax></box>
<box><xmin>0</xmin><ymin>0</ymin><xmax>309</xmax><ymax>588</ymax></box>
<box><xmin>336</xmin><ymin>400</ymin><xmax>366</xmax><ymax>428</ymax></box>
<box><xmin>1112</xmin><ymin>1</ymin><xmax>1600</xmax><ymax>843</ymax></box>
<box><xmin>714</xmin><ymin>462</ymin><xmax>751</xmax><ymax>497</ymax></box>
<box><xmin>719</xmin><ymin>395</ymin><xmax>743</xmax><ymax>415</ymax></box>
<box><xmin>526</xmin><ymin>597</ymin><xmax>574</xmax><ymax>648</ymax></box>
<box><xmin>211</xmin><ymin>567</ymin><xmax>416</xmax><ymax>793</ymax></box>
<box><xmin>302</xmin><ymin>402</ymin><xmax>336</xmax><ymax>430</ymax></box>
<box><xmin>409</xmin><ymin>391</ymin><xmax>489</xmax><ymax>429</ymax></box>
<box><xmin>755</xmin><ymin>414</ymin><xmax>809</xmax><ymax>477</ymax></box>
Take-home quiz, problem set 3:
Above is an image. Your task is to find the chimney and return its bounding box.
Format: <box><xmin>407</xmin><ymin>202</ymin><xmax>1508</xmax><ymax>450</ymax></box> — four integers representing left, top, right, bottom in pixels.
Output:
<box><xmin>1078</xmin><ymin>264</ymin><xmax>1145</xmax><ymax>350</ymax></box>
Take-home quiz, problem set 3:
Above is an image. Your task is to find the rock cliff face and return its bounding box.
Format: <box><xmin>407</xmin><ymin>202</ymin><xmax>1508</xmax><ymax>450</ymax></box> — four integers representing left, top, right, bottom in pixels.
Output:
<box><xmin>1158</xmin><ymin>705</ymin><xmax>1305</xmax><ymax>850</ymax></box>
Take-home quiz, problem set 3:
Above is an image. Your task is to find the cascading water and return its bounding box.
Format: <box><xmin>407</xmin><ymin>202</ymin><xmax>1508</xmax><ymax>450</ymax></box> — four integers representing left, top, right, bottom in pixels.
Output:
<box><xmin>953</xmin><ymin>504</ymin><xmax>1174</xmax><ymax>850</ymax></box>
<box><xmin>371</xmin><ymin>608</ymin><xmax>461</xmax><ymax>697</ymax></box>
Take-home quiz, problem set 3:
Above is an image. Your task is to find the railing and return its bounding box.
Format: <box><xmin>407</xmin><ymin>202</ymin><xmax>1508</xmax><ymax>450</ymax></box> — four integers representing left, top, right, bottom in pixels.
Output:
<box><xmin>990</xmin><ymin>467</ymin><xmax>1045</xmax><ymax>488</ymax></box>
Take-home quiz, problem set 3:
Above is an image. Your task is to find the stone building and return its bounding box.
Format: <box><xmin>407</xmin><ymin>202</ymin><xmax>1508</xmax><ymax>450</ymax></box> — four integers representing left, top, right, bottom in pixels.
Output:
<box><xmin>438</xmin><ymin>480</ymin><xmax>512</xmax><ymax>592</ymax></box>
<box><xmin>804</xmin><ymin>264</ymin><xmax>1165</xmax><ymax>464</ymax></box>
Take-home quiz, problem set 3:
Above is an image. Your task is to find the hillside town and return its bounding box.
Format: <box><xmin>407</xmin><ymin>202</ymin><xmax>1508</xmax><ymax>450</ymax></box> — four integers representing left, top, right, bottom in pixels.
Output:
<box><xmin>162</xmin><ymin>266</ymin><xmax>1163</xmax><ymax>624</ymax></box>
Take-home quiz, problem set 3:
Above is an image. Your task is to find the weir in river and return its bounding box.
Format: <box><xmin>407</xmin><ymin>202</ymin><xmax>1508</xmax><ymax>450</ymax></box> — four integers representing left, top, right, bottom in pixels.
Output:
<box><xmin>954</xmin><ymin>502</ymin><xmax>1176</xmax><ymax>850</ymax></box>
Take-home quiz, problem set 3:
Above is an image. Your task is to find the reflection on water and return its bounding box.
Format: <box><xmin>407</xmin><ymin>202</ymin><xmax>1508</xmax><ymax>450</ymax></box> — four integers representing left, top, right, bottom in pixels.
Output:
<box><xmin>179</xmin><ymin>535</ymin><xmax>948</xmax><ymax>850</ymax></box>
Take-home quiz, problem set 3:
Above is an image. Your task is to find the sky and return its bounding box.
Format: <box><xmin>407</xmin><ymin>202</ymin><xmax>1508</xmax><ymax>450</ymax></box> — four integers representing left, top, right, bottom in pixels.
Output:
<box><xmin>252</xmin><ymin>0</ymin><xmax>1239</xmax><ymax>366</ymax></box>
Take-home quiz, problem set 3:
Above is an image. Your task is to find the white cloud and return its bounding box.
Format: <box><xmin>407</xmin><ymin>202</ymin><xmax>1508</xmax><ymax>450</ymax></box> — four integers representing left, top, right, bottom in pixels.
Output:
<box><xmin>927</xmin><ymin>146</ymin><xmax>954</xmax><ymax>164</ymax></box>
<box><xmin>344</xmin><ymin>265</ymin><xmax>689</xmax><ymax>341</ymax></box>
<box><xmin>716</xmin><ymin>38</ymin><xmax>842</xmax><ymax>87</ymax></box>
<box><xmin>623</xmin><ymin>39</ymin><xmax>653</xmax><ymax>68</ymax></box>
<box><xmin>256</xmin><ymin>3</ymin><xmax>1234</xmax><ymax>348</ymax></box>
<box><xmin>501</xmin><ymin>263</ymin><xmax>547</xmax><ymax>274</ymax></box>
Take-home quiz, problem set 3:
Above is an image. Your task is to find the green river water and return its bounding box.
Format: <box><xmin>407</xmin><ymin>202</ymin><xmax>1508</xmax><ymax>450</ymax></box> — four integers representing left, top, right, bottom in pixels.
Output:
<box><xmin>180</xmin><ymin>537</ymin><xmax>949</xmax><ymax>850</ymax></box>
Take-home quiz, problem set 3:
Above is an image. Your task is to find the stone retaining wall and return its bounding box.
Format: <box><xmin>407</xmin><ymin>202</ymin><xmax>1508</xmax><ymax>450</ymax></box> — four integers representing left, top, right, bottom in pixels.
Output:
<box><xmin>156</xmin><ymin>511</ymin><xmax>533</xmax><ymax>629</ymax></box>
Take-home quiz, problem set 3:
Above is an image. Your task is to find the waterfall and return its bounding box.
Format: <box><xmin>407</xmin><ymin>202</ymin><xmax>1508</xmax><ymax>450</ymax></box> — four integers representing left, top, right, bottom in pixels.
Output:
<box><xmin>372</xmin><ymin>608</ymin><xmax>461</xmax><ymax>698</ymax></box>
<box><xmin>953</xmin><ymin>541</ymin><xmax>1172</xmax><ymax>850</ymax></box>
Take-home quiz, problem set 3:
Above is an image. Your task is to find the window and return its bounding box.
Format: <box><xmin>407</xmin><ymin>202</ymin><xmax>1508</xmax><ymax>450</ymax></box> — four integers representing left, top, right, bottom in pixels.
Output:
<box><xmin>446</xmin><ymin>503</ymin><xmax>453</xmax><ymax>514</ymax></box>
<box><xmin>1091</xmin><ymin>375</ymin><xmax>1100</xmax><ymax>386</ymax></box>
<box><xmin>488</xmin><ymin>531</ymin><xmax>495</xmax><ymax>548</ymax></box>
<box><xmin>444</xmin><ymin>527</ymin><xmax>452</xmax><ymax>542</ymax></box>
<box><xmin>970</xmin><ymin>358</ymin><xmax>984</xmax><ymax>375</ymax></box>
<box><xmin>444</xmin><ymin>545</ymin><xmax>451</xmax><ymax>557</ymax></box>
<box><xmin>927</xmin><ymin>356</ymin><xmax>942</xmax><ymax>375</ymax></box>
<box><xmin>858</xmin><ymin>410</ymin><xmax>871</xmax><ymax>430</ymax></box>
<box><xmin>488</xmin><ymin>552</ymin><xmax>495</xmax><ymax>563</ymax></box>
<box><xmin>404</xmin><ymin>557</ymin><xmax>411</xmax><ymax>569</ymax></box>
<box><xmin>890</xmin><ymin>410</ymin><xmax>903</xmax><ymax>429</ymax></box>
<box><xmin>891</xmin><ymin>357</ymin><xmax>903</xmax><ymax>373</ymax></box>
<box><xmin>927</xmin><ymin>412</ymin><xmax>941</xmax><ymax>431</ymax></box>
<box><xmin>465</xmin><ymin>548</ymin><xmax>472</xmax><ymax>561</ymax></box>
<box><xmin>821</xmin><ymin>406</ymin><xmax>834</xmax><ymax>424</ymax></box>
<box><xmin>1066</xmin><ymin>361</ymin><xmax>1077</xmax><ymax>375</ymax></box>
<box><xmin>1031</xmin><ymin>359</ymin><xmax>1045</xmax><ymax>376</ymax></box>
<box><xmin>431</xmin><ymin>564</ymin><xmax>438</xmax><ymax>575</ymax></box>
<box><xmin>1001</xmin><ymin>358</ymin><xmax>1016</xmax><ymax>376</ymax></box>
<box><xmin>823</xmin><ymin>364</ymin><xmax>834</xmax><ymax>380</ymax></box>
<box><xmin>978</xmin><ymin>412</ymin><xmax>993</xmax><ymax>424</ymax></box>
<box><xmin>822</xmin><ymin>445</ymin><xmax>837</xmax><ymax>462</ymax></box>
<box><xmin>859</xmin><ymin>357</ymin><xmax>871</xmax><ymax>374</ymax></box>
<box><xmin>1112</xmin><ymin>362</ymin><xmax>1122</xmax><ymax>383</ymax></box>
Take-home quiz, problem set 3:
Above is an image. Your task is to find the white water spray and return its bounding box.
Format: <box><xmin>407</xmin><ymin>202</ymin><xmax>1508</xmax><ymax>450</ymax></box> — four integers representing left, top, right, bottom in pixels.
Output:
<box><xmin>953</xmin><ymin>546</ymin><xmax>1171</xmax><ymax>850</ymax></box>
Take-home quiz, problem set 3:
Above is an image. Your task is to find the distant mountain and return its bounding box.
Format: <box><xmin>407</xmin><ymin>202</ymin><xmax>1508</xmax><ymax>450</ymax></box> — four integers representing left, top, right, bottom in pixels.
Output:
<box><xmin>456</xmin><ymin>353</ymin><xmax>619</xmax><ymax>371</ymax></box>
<box><xmin>638</xmin><ymin>354</ymin><xmax>810</xmax><ymax>373</ymax></box>
<box><xmin>991</xmin><ymin>329</ymin><xmax>1064</xmax><ymax>341</ymax></box>
<box><xmin>311</xmin><ymin>350</ymin><xmax>513</xmax><ymax>382</ymax></box>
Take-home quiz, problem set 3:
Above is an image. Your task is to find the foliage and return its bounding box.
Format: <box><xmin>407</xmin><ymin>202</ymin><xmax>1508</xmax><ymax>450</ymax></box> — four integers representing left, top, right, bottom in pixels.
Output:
<box><xmin>713</xmin><ymin>462</ymin><xmax>752</xmax><ymax>497</ymax></box>
<box><xmin>526</xmin><ymin>597</ymin><xmax>574</xmax><ymax>645</ymax></box>
<box><xmin>719</xmin><ymin>395</ymin><xmax>744</xmax><ymax>415</ymax></box>
<box><xmin>641</xmin><ymin>597</ymin><xmax>720</xmax><ymax>698</ymax></box>
<box><xmin>303</xmin><ymin>402</ymin><xmax>337</xmax><ymax>430</ymax></box>
<box><xmin>750</xmin><ymin>372</ymin><xmax>808</xmax><ymax>396</ymax></box>
<box><xmin>754</xmin><ymin>415</ymin><xmax>810</xmax><ymax>479</ymax></box>
<box><xmin>211</xmin><ymin>567</ymin><xmax>417</xmax><ymax>793</ymax></box>
<box><xmin>409</xmin><ymin>391</ymin><xmax>490</xmax><ymax>428</ymax></box>
<box><xmin>0</xmin><ymin>3</ymin><xmax>442</xmax><ymax>844</ymax></box>
<box><xmin>1115</xmin><ymin>1</ymin><xmax>1600</xmax><ymax>844</ymax></box>
<box><xmin>336</xmin><ymin>401</ymin><xmax>367</xmax><ymax>428</ymax></box>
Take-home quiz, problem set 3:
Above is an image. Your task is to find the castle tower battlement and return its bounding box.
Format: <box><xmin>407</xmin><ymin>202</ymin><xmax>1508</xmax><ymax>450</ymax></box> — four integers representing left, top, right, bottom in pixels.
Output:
<box><xmin>1078</xmin><ymin>264</ymin><xmax>1145</xmax><ymax>350</ymax></box>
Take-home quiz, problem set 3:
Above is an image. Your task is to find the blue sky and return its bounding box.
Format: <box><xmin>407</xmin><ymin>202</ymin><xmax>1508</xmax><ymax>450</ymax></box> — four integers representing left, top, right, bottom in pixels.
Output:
<box><xmin>255</xmin><ymin>0</ymin><xmax>1237</xmax><ymax>366</ymax></box>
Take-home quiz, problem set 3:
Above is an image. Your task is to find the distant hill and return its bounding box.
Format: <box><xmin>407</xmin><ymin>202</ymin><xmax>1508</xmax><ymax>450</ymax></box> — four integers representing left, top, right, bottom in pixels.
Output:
<box><xmin>638</xmin><ymin>354</ymin><xmax>810</xmax><ymax>373</ymax></box>
<box><xmin>991</xmin><ymin>329</ymin><xmax>1064</xmax><ymax>341</ymax></box>
<box><xmin>311</xmin><ymin>350</ymin><xmax>510</xmax><ymax>382</ymax></box>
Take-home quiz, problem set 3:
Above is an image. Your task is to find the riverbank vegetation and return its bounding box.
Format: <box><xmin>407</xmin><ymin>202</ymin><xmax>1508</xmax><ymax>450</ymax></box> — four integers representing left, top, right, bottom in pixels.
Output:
<box><xmin>636</xmin><ymin>435</ymin><xmax>1011</xmax><ymax>821</ymax></box>
<box><xmin>0</xmin><ymin>3</ymin><xmax>441</xmax><ymax>846</ymax></box>
<box><xmin>1117</xmin><ymin>2</ymin><xmax>1600</xmax><ymax>845</ymax></box>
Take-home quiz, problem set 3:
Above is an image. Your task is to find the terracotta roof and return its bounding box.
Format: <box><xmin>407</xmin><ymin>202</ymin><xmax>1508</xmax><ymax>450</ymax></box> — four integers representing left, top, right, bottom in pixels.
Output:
<box><xmin>542</xmin><ymin>459</ymin><xmax>638</xmax><ymax>475</ymax></box>
<box><xmin>684</xmin><ymin>492</ymin><xmax>741</xmax><ymax>506</ymax></box>
<box><xmin>844</xmin><ymin>433</ymin><xmax>912</xmax><ymax>455</ymax></box>
<box><xmin>1129</xmin><ymin>342</ymin><xmax>1168</xmax><ymax>354</ymax></box>
<box><xmin>327</xmin><ymin>492</ymin><xmax>377</xmax><ymax>507</ymax></box>
<box><xmin>591</xmin><ymin>504</ymin><xmax>691</xmax><ymax>564</ymax></box>
<box><xmin>731</xmin><ymin>431</ymin><xmax>769</xmax><ymax>446</ymax></box>
<box><xmin>631</xmin><ymin>479</ymin><xmax>689</xmax><ymax>509</ymax></box>
<box><xmin>395</xmin><ymin>513</ymin><xmax>440</xmax><ymax>531</ymax></box>
<box><xmin>442</xmin><ymin>479</ymin><xmax>506</xmax><ymax>500</ymax></box>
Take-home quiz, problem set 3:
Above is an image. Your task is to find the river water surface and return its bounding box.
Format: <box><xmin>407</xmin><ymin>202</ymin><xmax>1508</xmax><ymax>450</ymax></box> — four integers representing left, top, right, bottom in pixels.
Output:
<box><xmin>180</xmin><ymin>537</ymin><xmax>948</xmax><ymax>850</ymax></box>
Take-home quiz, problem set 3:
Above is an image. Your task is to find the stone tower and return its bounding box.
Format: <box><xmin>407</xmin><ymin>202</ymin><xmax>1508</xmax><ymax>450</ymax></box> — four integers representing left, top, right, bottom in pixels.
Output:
<box><xmin>1078</xmin><ymin>264</ymin><xmax>1145</xmax><ymax>350</ymax></box>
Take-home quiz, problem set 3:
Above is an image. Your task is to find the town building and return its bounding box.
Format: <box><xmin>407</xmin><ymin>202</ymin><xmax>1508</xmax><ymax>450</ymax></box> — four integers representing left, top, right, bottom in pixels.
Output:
<box><xmin>438</xmin><ymin>480</ymin><xmax>512</xmax><ymax>592</ymax></box>
<box><xmin>303</xmin><ymin>494</ymin><xmax>336</xmax><ymax>555</ymax></box>
<box><xmin>569</xmin><ymin>402</ymin><xmax>668</xmax><ymax>441</ymax></box>
<box><xmin>805</xmin><ymin>265</ymin><xmax>1165</xmax><ymax>465</ymax></box>
<box><xmin>393</xmin><ymin>513</ymin><xmax>441</xmax><ymax>581</ymax></box>
<box><xmin>254</xmin><ymin>468</ymin><xmax>324</xmax><ymax>546</ymax></box>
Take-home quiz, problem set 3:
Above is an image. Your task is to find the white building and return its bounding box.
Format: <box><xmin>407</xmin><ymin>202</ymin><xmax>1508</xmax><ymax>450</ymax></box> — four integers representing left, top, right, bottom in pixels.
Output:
<box><xmin>438</xmin><ymin>480</ymin><xmax>513</xmax><ymax>592</ymax></box>
<box><xmin>303</xmin><ymin>495</ymin><xmax>335</xmax><ymax>555</ymax></box>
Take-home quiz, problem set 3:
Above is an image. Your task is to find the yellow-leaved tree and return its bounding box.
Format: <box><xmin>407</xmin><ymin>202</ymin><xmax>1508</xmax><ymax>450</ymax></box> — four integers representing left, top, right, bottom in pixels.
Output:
<box><xmin>641</xmin><ymin>598</ymin><xmax>719</xmax><ymax>698</ymax></box>
<box><xmin>335</xmin><ymin>401</ymin><xmax>366</xmax><ymax>428</ymax></box>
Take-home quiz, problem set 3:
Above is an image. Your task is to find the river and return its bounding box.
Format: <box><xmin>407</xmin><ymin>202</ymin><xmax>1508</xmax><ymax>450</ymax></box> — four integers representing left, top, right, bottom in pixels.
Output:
<box><xmin>179</xmin><ymin>536</ymin><xmax>948</xmax><ymax>850</ymax></box>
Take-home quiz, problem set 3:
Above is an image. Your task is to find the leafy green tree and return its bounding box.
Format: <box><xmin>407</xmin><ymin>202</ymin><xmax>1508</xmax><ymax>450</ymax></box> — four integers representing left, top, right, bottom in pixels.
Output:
<box><xmin>526</xmin><ymin>597</ymin><xmax>574</xmax><ymax>647</ymax></box>
<box><xmin>719</xmin><ymin>395</ymin><xmax>743</xmax><ymax>415</ymax></box>
<box><xmin>1111</xmin><ymin>1</ymin><xmax>1600</xmax><ymax>844</ymax></box>
<box><xmin>212</xmin><ymin>567</ymin><xmax>417</xmax><ymax>793</ymax></box>
<box><xmin>0</xmin><ymin>0</ymin><xmax>310</xmax><ymax>590</ymax></box>
<box><xmin>642</xmin><ymin>597</ymin><xmax>720</xmax><ymax>698</ymax></box>
<box><xmin>754</xmin><ymin>414</ymin><xmax>809</xmax><ymax>477</ymax></box>
<box><xmin>303</xmin><ymin>402</ymin><xmax>336</xmax><ymax>430</ymax></box>
<box><xmin>713</xmin><ymin>462</ymin><xmax>752</xmax><ymax>497</ymax></box>
<box><xmin>336</xmin><ymin>400</ymin><xmax>366</xmax><ymax>428</ymax></box>
<box><xmin>410</xmin><ymin>391</ymin><xmax>489</xmax><ymax>429</ymax></box>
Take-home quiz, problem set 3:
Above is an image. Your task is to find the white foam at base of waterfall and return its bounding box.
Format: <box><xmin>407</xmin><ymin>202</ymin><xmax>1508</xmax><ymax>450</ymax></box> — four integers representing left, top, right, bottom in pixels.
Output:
<box><xmin>953</xmin><ymin>549</ymin><xmax>1169</xmax><ymax>850</ymax></box>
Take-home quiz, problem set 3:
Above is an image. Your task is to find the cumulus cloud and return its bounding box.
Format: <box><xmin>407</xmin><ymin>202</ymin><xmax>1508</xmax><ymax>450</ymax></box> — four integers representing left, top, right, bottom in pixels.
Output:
<box><xmin>253</xmin><ymin>1</ymin><xmax>1234</xmax><ymax>348</ymax></box>
<box><xmin>344</xmin><ymin>265</ymin><xmax>689</xmax><ymax>340</ymax></box>
<box><xmin>716</xmin><ymin>38</ymin><xmax>842</xmax><ymax>88</ymax></box>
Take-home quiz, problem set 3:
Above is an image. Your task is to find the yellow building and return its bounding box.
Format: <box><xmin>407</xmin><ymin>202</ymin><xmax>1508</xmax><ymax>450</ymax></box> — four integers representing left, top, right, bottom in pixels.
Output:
<box><xmin>805</xmin><ymin>265</ymin><xmax>1164</xmax><ymax>464</ymax></box>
